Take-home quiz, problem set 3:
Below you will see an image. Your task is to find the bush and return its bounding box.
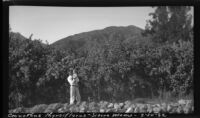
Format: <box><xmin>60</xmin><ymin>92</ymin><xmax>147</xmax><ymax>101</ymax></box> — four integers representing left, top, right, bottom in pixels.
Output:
<box><xmin>9</xmin><ymin>31</ymin><xmax>193</xmax><ymax>109</ymax></box>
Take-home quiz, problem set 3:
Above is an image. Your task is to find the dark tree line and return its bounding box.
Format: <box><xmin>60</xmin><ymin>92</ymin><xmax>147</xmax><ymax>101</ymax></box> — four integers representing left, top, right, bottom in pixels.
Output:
<box><xmin>9</xmin><ymin>6</ymin><xmax>193</xmax><ymax>109</ymax></box>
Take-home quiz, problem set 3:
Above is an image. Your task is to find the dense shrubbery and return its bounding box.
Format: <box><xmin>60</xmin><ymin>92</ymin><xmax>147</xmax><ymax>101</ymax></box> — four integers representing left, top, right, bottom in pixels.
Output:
<box><xmin>9</xmin><ymin>31</ymin><xmax>193</xmax><ymax>109</ymax></box>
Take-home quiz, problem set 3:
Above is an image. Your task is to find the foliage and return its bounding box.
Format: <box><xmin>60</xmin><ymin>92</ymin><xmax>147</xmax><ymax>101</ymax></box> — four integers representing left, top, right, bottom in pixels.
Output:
<box><xmin>9</xmin><ymin>19</ymin><xmax>193</xmax><ymax>109</ymax></box>
<box><xmin>143</xmin><ymin>6</ymin><xmax>193</xmax><ymax>43</ymax></box>
<box><xmin>9</xmin><ymin>32</ymin><xmax>51</xmax><ymax>108</ymax></box>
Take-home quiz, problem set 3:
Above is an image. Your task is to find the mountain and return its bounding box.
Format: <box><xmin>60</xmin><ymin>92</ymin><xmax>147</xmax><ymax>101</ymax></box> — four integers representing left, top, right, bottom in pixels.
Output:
<box><xmin>9</xmin><ymin>32</ymin><xmax>28</xmax><ymax>41</ymax></box>
<box><xmin>51</xmin><ymin>25</ymin><xmax>144</xmax><ymax>52</ymax></box>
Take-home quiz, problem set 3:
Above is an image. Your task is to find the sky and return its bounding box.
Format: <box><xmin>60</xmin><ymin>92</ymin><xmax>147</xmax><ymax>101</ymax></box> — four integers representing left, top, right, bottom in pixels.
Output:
<box><xmin>9</xmin><ymin>6</ymin><xmax>193</xmax><ymax>44</ymax></box>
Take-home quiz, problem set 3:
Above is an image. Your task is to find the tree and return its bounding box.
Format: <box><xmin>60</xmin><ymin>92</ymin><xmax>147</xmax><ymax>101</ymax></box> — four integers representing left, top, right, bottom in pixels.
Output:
<box><xmin>9</xmin><ymin>31</ymin><xmax>51</xmax><ymax>108</ymax></box>
<box><xmin>143</xmin><ymin>6</ymin><xmax>193</xmax><ymax>43</ymax></box>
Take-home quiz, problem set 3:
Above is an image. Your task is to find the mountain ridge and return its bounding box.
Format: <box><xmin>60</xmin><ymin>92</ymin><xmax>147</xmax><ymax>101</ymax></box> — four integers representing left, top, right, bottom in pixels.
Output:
<box><xmin>55</xmin><ymin>25</ymin><xmax>144</xmax><ymax>41</ymax></box>
<box><xmin>51</xmin><ymin>25</ymin><xmax>144</xmax><ymax>51</ymax></box>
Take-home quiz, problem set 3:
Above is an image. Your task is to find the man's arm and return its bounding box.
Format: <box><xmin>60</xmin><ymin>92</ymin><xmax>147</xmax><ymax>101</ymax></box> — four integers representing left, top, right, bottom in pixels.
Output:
<box><xmin>76</xmin><ymin>76</ymin><xmax>79</xmax><ymax>82</ymax></box>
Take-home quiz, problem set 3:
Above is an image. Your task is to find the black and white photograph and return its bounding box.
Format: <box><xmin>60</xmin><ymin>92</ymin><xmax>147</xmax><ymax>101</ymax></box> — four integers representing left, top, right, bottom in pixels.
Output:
<box><xmin>8</xmin><ymin>6</ymin><xmax>194</xmax><ymax>114</ymax></box>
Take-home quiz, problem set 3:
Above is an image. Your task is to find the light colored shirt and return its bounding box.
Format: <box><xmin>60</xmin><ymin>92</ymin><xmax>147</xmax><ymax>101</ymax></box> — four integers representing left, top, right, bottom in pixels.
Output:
<box><xmin>67</xmin><ymin>73</ymin><xmax>79</xmax><ymax>86</ymax></box>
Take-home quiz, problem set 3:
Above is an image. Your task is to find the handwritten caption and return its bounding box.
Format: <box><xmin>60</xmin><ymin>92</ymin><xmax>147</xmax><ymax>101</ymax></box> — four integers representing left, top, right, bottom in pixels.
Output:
<box><xmin>8</xmin><ymin>113</ymin><xmax>168</xmax><ymax>118</ymax></box>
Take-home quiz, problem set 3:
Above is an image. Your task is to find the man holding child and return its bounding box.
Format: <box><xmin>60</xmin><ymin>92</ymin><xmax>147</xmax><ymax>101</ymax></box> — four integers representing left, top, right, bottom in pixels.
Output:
<box><xmin>67</xmin><ymin>68</ymin><xmax>81</xmax><ymax>105</ymax></box>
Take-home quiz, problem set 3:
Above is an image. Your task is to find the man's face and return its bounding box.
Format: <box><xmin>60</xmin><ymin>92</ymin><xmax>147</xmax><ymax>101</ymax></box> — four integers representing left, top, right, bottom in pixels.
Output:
<box><xmin>69</xmin><ymin>70</ymin><xmax>73</xmax><ymax>75</ymax></box>
<box><xmin>73</xmin><ymin>70</ymin><xmax>76</xmax><ymax>74</ymax></box>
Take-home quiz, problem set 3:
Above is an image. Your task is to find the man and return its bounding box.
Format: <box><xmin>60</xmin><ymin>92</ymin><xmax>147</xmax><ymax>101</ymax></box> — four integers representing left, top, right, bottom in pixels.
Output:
<box><xmin>67</xmin><ymin>68</ymin><xmax>81</xmax><ymax>105</ymax></box>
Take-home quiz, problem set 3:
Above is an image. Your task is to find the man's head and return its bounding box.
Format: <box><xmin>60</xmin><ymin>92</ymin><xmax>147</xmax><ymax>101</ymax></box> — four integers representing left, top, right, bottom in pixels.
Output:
<box><xmin>73</xmin><ymin>68</ymin><xmax>77</xmax><ymax>74</ymax></box>
<box><xmin>68</xmin><ymin>68</ymin><xmax>73</xmax><ymax>75</ymax></box>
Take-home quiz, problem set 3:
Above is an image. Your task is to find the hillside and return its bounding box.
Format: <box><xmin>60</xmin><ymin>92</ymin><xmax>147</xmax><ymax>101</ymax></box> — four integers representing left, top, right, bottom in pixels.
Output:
<box><xmin>51</xmin><ymin>25</ymin><xmax>144</xmax><ymax>51</ymax></box>
<box><xmin>9</xmin><ymin>32</ymin><xmax>28</xmax><ymax>40</ymax></box>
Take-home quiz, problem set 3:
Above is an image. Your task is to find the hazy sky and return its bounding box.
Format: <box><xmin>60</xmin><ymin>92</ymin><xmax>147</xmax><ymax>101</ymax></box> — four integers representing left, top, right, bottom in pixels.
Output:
<box><xmin>9</xmin><ymin>6</ymin><xmax>193</xmax><ymax>44</ymax></box>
